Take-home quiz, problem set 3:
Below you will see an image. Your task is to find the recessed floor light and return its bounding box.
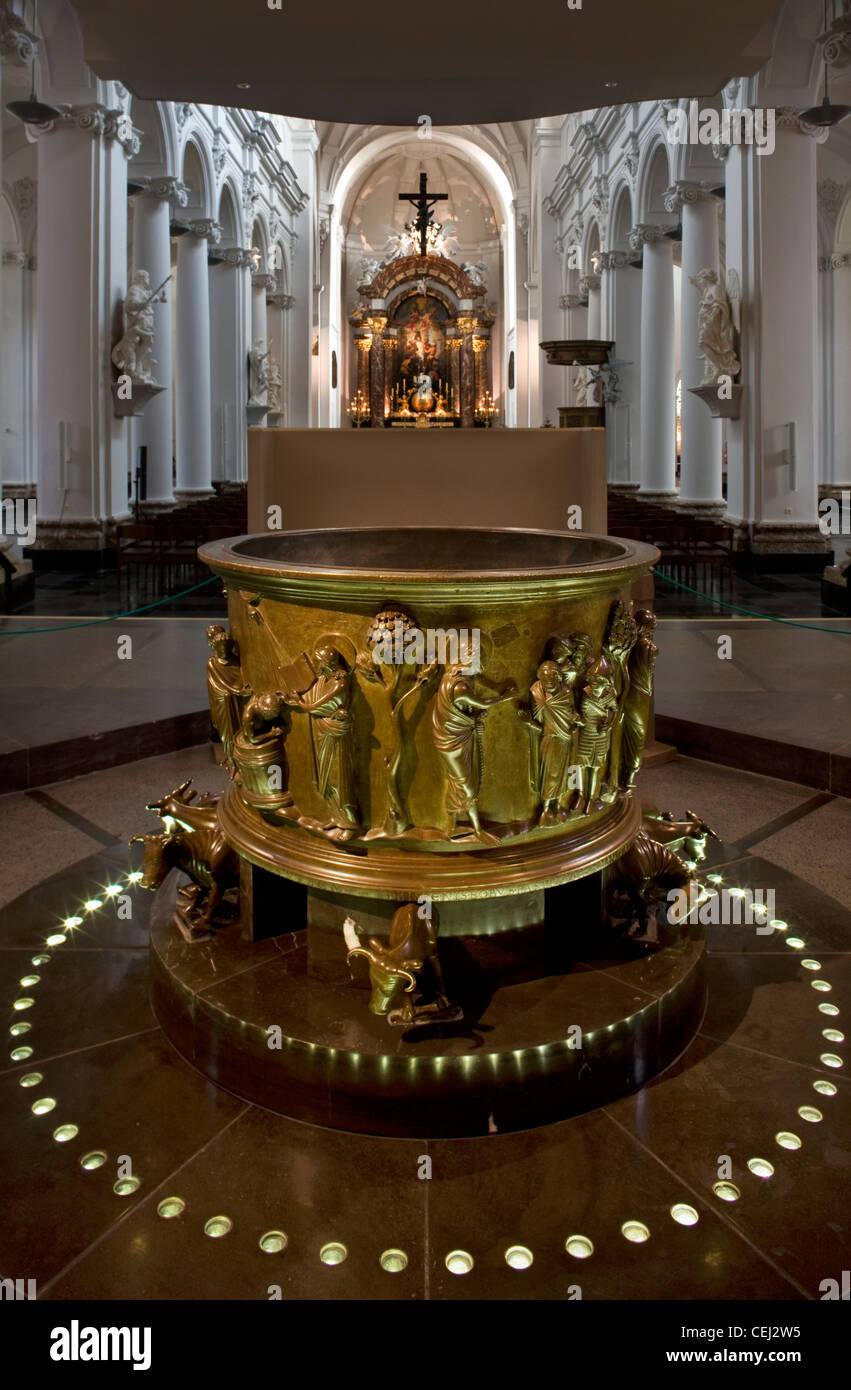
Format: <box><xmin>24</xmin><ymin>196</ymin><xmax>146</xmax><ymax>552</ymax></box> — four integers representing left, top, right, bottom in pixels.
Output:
<box><xmin>819</xmin><ymin>1003</ymin><xmax>839</xmax><ymax>1016</ymax></box>
<box><xmin>797</xmin><ymin>1106</ymin><xmax>822</xmax><ymax>1123</ymax></box>
<box><xmin>157</xmin><ymin>1197</ymin><xmax>186</xmax><ymax>1219</ymax></box>
<box><xmin>114</xmin><ymin>1176</ymin><xmax>141</xmax><ymax>1196</ymax></box>
<box><xmin>31</xmin><ymin>1097</ymin><xmax>55</xmax><ymax>1115</ymax></box>
<box><xmin>822</xmin><ymin>1028</ymin><xmax>844</xmax><ymax>1043</ymax></box>
<box><xmin>565</xmin><ymin>1234</ymin><xmax>594</xmax><ymax>1258</ymax></box>
<box><xmin>380</xmin><ymin>1248</ymin><xmax>407</xmax><ymax>1272</ymax></box>
<box><xmin>53</xmin><ymin>1124</ymin><xmax>78</xmax><ymax>1143</ymax></box>
<box><xmin>713</xmin><ymin>1182</ymin><xmax>740</xmax><ymax>1202</ymax></box>
<box><xmin>260</xmin><ymin>1231</ymin><xmax>288</xmax><ymax>1254</ymax></box>
<box><xmin>775</xmin><ymin>1131</ymin><xmax>802</xmax><ymax>1150</ymax></box>
<box><xmin>670</xmin><ymin>1204</ymin><xmax>699</xmax><ymax>1226</ymax></box>
<box><xmin>621</xmin><ymin>1220</ymin><xmax>650</xmax><ymax>1241</ymax></box>
<box><xmin>445</xmin><ymin>1249</ymin><xmax>473</xmax><ymax>1274</ymax></box>
<box><xmin>80</xmin><ymin>1151</ymin><xmax>107</xmax><ymax>1170</ymax></box>
<box><xmin>747</xmin><ymin>1157</ymin><xmax>774</xmax><ymax>1178</ymax></box>
<box><xmin>814</xmin><ymin>1079</ymin><xmax>837</xmax><ymax>1096</ymax></box>
<box><xmin>505</xmin><ymin>1245</ymin><xmax>534</xmax><ymax>1269</ymax></box>
<box><xmin>19</xmin><ymin>1072</ymin><xmax>42</xmax><ymax>1087</ymax></box>
<box><xmin>820</xmin><ymin>1053</ymin><xmax>843</xmax><ymax>1068</ymax></box>
<box><xmin>204</xmin><ymin>1215</ymin><xmax>232</xmax><ymax>1238</ymax></box>
<box><xmin>320</xmin><ymin>1241</ymin><xmax>347</xmax><ymax>1265</ymax></box>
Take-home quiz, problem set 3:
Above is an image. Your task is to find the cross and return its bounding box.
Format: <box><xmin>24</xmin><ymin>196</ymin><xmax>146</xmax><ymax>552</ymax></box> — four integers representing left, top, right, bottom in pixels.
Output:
<box><xmin>399</xmin><ymin>171</ymin><xmax>448</xmax><ymax>257</ymax></box>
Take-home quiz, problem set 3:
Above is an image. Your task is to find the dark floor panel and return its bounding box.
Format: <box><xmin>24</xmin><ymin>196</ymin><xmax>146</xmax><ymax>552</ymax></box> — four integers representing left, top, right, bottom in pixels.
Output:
<box><xmin>44</xmin><ymin>1106</ymin><xmax>426</xmax><ymax>1301</ymax></box>
<box><xmin>426</xmin><ymin>1105</ymin><xmax>799</xmax><ymax>1301</ymax></box>
<box><xmin>0</xmin><ymin>1029</ymin><xmax>245</xmax><ymax>1290</ymax></box>
<box><xmin>1</xmin><ymin>948</ymin><xmax>157</xmax><ymax>1063</ymax></box>
<box><xmin>0</xmin><ymin>847</ymin><xmax>151</xmax><ymax>951</ymax></box>
<box><xmin>607</xmin><ymin>1034</ymin><xmax>849</xmax><ymax>1299</ymax></box>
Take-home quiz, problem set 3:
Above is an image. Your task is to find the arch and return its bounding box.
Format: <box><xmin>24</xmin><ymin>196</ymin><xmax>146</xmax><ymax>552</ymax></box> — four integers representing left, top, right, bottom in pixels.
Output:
<box><xmin>180</xmin><ymin>136</ymin><xmax>213</xmax><ymax>219</ymax></box>
<box><xmin>217</xmin><ymin>183</ymin><xmax>241</xmax><ymax>250</ymax></box>
<box><xmin>250</xmin><ymin>214</ymin><xmax>269</xmax><ymax>264</ymax></box>
<box><xmin>127</xmin><ymin>98</ymin><xmax>169</xmax><ymax>179</ymax></box>
<box><xmin>608</xmin><ymin>183</ymin><xmax>633</xmax><ymax>251</ymax></box>
<box><xmin>326</xmin><ymin>127</ymin><xmax>518</xmax><ymax>428</ymax></box>
<box><xmin>583</xmin><ymin>219</ymin><xmax>602</xmax><ymax>273</ymax></box>
<box><xmin>636</xmin><ymin>138</ymin><xmax>672</xmax><ymax>222</ymax></box>
<box><xmin>1</xmin><ymin>187</ymin><xmax>22</xmax><ymax>251</ymax></box>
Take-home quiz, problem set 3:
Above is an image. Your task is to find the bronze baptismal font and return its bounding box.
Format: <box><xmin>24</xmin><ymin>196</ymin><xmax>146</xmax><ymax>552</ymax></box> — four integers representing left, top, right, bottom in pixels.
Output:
<box><xmin>140</xmin><ymin>527</ymin><xmax>709</xmax><ymax>1136</ymax></box>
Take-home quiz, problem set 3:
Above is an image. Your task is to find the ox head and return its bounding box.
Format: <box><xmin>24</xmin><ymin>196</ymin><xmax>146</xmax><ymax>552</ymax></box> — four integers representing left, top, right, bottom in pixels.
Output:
<box><xmin>128</xmin><ymin>832</ymin><xmax>178</xmax><ymax>889</ymax></box>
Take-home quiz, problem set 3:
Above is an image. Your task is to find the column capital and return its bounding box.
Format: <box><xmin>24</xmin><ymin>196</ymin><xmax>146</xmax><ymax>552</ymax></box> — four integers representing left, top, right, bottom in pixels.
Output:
<box><xmin>662</xmin><ymin>181</ymin><xmax>719</xmax><ymax>214</ymax></box>
<box><xmin>775</xmin><ymin>106</ymin><xmax>831</xmax><ymax>143</ymax></box>
<box><xmin>219</xmin><ymin>247</ymin><xmax>256</xmax><ymax>270</ymax></box>
<box><xmin>629</xmin><ymin>224</ymin><xmax>676</xmax><ymax>251</ymax></box>
<box><xmin>267</xmin><ymin>292</ymin><xmax>295</xmax><ymax>309</ymax></box>
<box><xmin>251</xmin><ymin>271</ymin><xmax>277</xmax><ymax>292</ymax></box>
<box><xmin>819</xmin><ymin>252</ymin><xmax>851</xmax><ymax>272</ymax></box>
<box><xmin>578</xmin><ymin>273</ymin><xmax>601</xmax><ymax>295</ymax></box>
<box><xmin>133</xmin><ymin>175</ymin><xmax>189</xmax><ymax>207</ymax></box>
<box><xmin>597</xmin><ymin>250</ymin><xmax>633</xmax><ymax>271</ymax></box>
<box><xmin>559</xmin><ymin>293</ymin><xmax>586</xmax><ymax>310</ymax></box>
<box><xmin>0</xmin><ymin>6</ymin><xmax>37</xmax><ymax>65</ymax></box>
<box><xmin>181</xmin><ymin>219</ymin><xmax>222</xmax><ymax>245</ymax></box>
<box><xmin>2</xmin><ymin>249</ymin><xmax>27</xmax><ymax>268</ymax></box>
<box><xmin>41</xmin><ymin>104</ymin><xmax>140</xmax><ymax>157</ymax></box>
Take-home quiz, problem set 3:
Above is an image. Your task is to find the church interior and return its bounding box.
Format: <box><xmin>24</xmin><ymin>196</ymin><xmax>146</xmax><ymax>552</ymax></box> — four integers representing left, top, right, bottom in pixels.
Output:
<box><xmin>0</xmin><ymin>0</ymin><xmax>849</xmax><ymax>1325</ymax></box>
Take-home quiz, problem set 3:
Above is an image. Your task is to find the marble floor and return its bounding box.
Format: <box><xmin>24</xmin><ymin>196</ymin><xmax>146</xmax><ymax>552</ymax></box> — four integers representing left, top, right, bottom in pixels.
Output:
<box><xmin>0</xmin><ymin>750</ymin><xmax>847</xmax><ymax>1300</ymax></box>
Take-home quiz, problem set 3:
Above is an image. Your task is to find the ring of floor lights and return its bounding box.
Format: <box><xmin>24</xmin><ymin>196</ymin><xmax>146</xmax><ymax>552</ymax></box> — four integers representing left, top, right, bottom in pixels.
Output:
<box><xmin>7</xmin><ymin>866</ymin><xmax>843</xmax><ymax>1284</ymax></box>
<box><xmin>149</xmin><ymin>870</ymin><xmax>707</xmax><ymax>1137</ymax></box>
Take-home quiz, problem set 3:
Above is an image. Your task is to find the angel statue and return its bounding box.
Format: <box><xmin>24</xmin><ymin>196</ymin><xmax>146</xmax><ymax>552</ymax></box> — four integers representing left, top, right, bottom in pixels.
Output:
<box><xmin>111</xmin><ymin>269</ymin><xmax>169</xmax><ymax>384</ymax></box>
<box><xmin>690</xmin><ymin>268</ymin><xmax>740</xmax><ymax>384</ymax></box>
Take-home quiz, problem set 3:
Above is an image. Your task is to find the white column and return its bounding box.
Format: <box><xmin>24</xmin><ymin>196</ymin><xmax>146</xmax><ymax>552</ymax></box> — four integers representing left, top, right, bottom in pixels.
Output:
<box><xmin>665</xmin><ymin>182</ymin><xmax>724</xmax><ymax>510</ymax></box>
<box><xmin>175</xmin><ymin>219</ymin><xmax>219</xmax><ymax>499</ymax></box>
<box><xmin>724</xmin><ymin>110</ymin><xmax>825</xmax><ymax>557</ymax></box>
<box><xmin>250</xmin><ymin>270</ymin><xmax>271</xmax><ymax>353</ymax></box>
<box><xmin>132</xmin><ymin>178</ymin><xmax>186</xmax><ymax>506</ymax></box>
<box><xmin>600</xmin><ymin>250</ymin><xmax>641</xmax><ymax>487</ymax></box>
<box><xmin>212</xmin><ymin>248</ymin><xmax>253</xmax><ymax>480</ymax></box>
<box><xmin>630</xmin><ymin>225</ymin><xmax>677</xmax><ymax>499</ymax></box>
<box><xmin>35</xmin><ymin>102</ymin><xmax>132</xmax><ymax>552</ymax></box>
<box><xmin>581</xmin><ymin>273</ymin><xmax>602</xmax><ymax>338</ymax></box>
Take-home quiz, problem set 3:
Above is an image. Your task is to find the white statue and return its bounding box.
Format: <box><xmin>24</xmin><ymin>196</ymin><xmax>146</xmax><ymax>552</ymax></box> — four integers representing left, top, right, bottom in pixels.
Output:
<box><xmin>572</xmin><ymin>365</ymin><xmax>599</xmax><ymax>407</ymax></box>
<box><xmin>111</xmin><ymin>269</ymin><xmax>167</xmax><ymax>384</ymax></box>
<box><xmin>413</xmin><ymin>372</ymin><xmax>434</xmax><ymax>407</ymax></box>
<box><xmin>357</xmin><ymin>256</ymin><xmax>382</xmax><ymax>286</ymax></box>
<box><xmin>461</xmin><ymin>260</ymin><xmax>487</xmax><ymax>287</ymax></box>
<box><xmin>266</xmin><ymin>355</ymin><xmax>282</xmax><ymax>414</ymax></box>
<box><xmin>690</xmin><ymin>268</ymin><xmax>741</xmax><ymax>384</ymax></box>
<box><xmin>248</xmin><ymin>338</ymin><xmax>270</xmax><ymax>405</ymax></box>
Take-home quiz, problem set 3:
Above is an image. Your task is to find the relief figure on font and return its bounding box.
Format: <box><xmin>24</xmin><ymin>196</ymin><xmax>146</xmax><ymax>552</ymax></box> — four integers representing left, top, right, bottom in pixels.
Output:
<box><xmin>620</xmin><ymin>609</ymin><xmax>658</xmax><ymax>790</ymax></box>
<box><xmin>520</xmin><ymin>660</ymin><xmax>584</xmax><ymax>826</ymax></box>
<box><xmin>285</xmin><ymin>644</ymin><xmax>360</xmax><ymax>840</ymax></box>
<box><xmin>206</xmin><ymin>624</ymin><xmax>249</xmax><ymax>775</ymax></box>
<box><xmin>574</xmin><ymin>666</ymin><xmax>619</xmax><ymax>815</ymax></box>
<box><xmin>432</xmin><ymin>650</ymin><xmax>516</xmax><ymax>844</ymax></box>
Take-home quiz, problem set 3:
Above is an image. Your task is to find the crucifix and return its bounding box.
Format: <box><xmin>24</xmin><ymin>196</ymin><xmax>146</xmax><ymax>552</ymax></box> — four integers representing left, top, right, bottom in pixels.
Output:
<box><xmin>399</xmin><ymin>171</ymin><xmax>448</xmax><ymax>256</ymax></box>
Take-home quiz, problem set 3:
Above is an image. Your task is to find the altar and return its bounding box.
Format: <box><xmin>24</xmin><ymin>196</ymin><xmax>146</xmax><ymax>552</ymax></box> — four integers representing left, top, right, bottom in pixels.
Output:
<box><xmin>351</xmin><ymin>256</ymin><xmax>494</xmax><ymax>428</ymax></box>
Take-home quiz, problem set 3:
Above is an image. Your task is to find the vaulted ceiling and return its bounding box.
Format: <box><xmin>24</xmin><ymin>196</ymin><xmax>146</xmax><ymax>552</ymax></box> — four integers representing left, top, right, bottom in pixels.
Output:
<box><xmin>70</xmin><ymin>0</ymin><xmax>782</xmax><ymax>125</ymax></box>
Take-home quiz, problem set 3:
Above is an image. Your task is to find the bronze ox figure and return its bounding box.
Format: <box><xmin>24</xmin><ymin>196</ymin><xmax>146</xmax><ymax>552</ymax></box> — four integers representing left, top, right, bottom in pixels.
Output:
<box><xmin>642</xmin><ymin>808</ymin><xmax>720</xmax><ymax>863</ymax></box>
<box><xmin>130</xmin><ymin>780</ymin><xmax>238</xmax><ymax>932</ymax></box>
<box><xmin>604</xmin><ymin>827</ymin><xmax>693</xmax><ymax>943</ymax></box>
<box><xmin>344</xmin><ymin>902</ymin><xmax>460</xmax><ymax>1027</ymax></box>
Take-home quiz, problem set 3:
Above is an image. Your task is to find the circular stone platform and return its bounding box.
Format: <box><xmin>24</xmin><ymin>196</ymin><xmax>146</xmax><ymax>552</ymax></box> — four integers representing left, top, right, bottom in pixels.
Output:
<box><xmin>150</xmin><ymin>872</ymin><xmax>706</xmax><ymax>1138</ymax></box>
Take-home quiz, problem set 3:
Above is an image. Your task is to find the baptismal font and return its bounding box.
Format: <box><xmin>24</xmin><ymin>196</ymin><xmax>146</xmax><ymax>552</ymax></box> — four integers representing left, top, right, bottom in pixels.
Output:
<box><xmin>137</xmin><ymin>526</ymin><xmax>713</xmax><ymax>1138</ymax></box>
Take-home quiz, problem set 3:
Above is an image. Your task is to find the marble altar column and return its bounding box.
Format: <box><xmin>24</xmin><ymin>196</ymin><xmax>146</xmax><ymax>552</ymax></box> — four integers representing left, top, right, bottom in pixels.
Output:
<box><xmin>664</xmin><ymin>183</ymin><xmax>724</xmax><ymax>511</ymax></box>
<box><xmin>367</xmin><ymin>316</ymin><xmax>386</xmax><ymax>427</ymax></box>
<box><xmin>382</xmin><ymin>328</ymin><xmax>397</xmax><ymax>418</ymax></box>
<box><xmin>175</xmin><ymin>219</ymin><xmax>220</xmax><ymax>499</ymax></box>
<box><xmin>630</xmin><ymin>225</ymin><xmax>678</xmax><ymax>500</ymax></box>
<box><xmin>132</xmin><ymin>178</ymin><xmax>186</xmax><ymax>506</ymax></box>
<box><xmin>459</xmin><ymin>317</ymin><xmax>476</xmax><ymax>427</ymax></box>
